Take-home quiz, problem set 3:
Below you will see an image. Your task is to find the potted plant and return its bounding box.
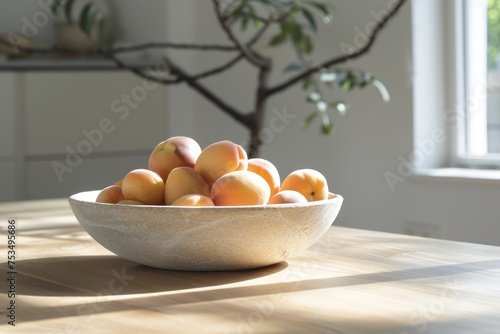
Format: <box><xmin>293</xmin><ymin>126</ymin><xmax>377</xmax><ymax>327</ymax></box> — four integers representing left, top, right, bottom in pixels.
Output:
<box><xmin>51</xmin><ymin>0</ymin><xmax>113</xmax><ymax>55</ymax></box>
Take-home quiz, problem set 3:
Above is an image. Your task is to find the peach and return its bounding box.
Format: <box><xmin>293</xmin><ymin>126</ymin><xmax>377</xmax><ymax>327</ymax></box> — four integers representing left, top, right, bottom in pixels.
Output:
<box><xmin>247</xmin><ymin>158</ymin><xmax>280</xmax><ymax>197</ymax></box>
<box><xmin>280</xmin><ymin>169</ymin><xmax>329</xmax><ymax>202</ymax></box>
<box><xmin>114</xmin><ymin>179</ymin><xmax>123</xmax><ymax>186</ymax></box>
<box><xmin>116</xmin><ymin>199</ymin><xmax>144</xmax><ymax>205</ymax></box>
<box><xmin>195</xmin><ymin>140</ymin><xmax>248</xmax><ymax>185</ymax></box>
<box><xmin>164</xmin><ymin>167</ymin><xmax>211</xmax><ymax>205</ymax></box>
<box><xmin>172</xmin><ymin>194</ymin><xmax>215</xmax><ymax>206</ymax></box>
<box><xmin>122</xmin><ymin>169</ymin><xmax>165</xmax><ymax>205</ymax></box>
<box><xmin>211</xmin><ymin>170</ymin><xmax>270</xmax><ymax>206</ymax></box>
<box><xmin>96</xmin><ymin>185</ymin><xmax>124</xmax><ymax>204</ymax></box>
<box><xmin>148</xmin><ymin>136</ymin><xmax>202</xmax><ymax>181</ymax></box>
<box><xmin>268</xmin><ymin>190</ymin><xmax>308</xmax><ymax>205</ymax></box>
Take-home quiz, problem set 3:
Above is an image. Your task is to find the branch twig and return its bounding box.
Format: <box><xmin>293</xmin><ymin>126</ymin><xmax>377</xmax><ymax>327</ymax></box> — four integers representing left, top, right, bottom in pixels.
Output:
<box><xmin>100</xmin><ymin>49</ymin><xmax>177</xmax><ymax>85</ymax></box>
<box><xmin>212</xmin><ymin>0</ymin><xmax>267</xmax><ymax>68</ymax></box>
<box><xmin>265</xmin><ymin>0</ymin><xmax>408</xmax><ymax>97</ymax></box>
<box><xmin>164</xmin><ymin>56</ymin><xmax>250</xmax><ymax>127</ymax></box>
<box><xmin>189</xmin><ymin>20</ymin><xmax>271</xmax><ymax>81</ymax></box>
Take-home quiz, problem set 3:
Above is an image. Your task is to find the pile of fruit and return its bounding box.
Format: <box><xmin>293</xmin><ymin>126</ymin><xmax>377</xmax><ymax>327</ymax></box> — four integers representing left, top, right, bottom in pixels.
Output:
<box><xmin>96</xmin><ymin>137</ymin><xmax>330</xmax><ymax>206</ymax></box>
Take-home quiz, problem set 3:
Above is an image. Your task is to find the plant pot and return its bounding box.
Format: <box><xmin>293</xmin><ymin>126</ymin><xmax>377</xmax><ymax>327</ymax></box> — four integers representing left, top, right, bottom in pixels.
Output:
<box><xmin>56</xmin><ymin>23</ymin><xmax>100</xmax><ymax>55</ymax></box>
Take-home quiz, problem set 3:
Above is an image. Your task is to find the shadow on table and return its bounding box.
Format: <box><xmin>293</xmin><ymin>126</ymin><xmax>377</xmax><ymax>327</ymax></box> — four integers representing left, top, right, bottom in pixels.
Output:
<box><xmin>0</xmin><ymin>255</ymin><xmax>288</xmax><ymax>297</ymax></box>
<box><xmin>2</xmin><ymin>258</ymin><xmax>500</xmax><ymax>325</ymax></box>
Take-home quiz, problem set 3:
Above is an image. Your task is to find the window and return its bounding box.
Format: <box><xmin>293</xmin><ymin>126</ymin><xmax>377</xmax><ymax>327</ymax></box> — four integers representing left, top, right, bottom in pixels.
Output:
<box><xmin>412</xmin><ymin>0</ymin><xmax>500</xmax><ymax>178</ymax></box>
<box><xmin>457</xmin><ymin>0</ymin><xmax>500</xmax><ymax>167</ymax></box>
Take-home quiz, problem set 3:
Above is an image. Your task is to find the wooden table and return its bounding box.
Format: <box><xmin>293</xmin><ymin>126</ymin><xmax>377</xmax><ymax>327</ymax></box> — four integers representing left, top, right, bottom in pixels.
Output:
<box><xmin>1</xmin><ymin>198</ymin><xmax>500</xmax><ymax>334</ymax></box>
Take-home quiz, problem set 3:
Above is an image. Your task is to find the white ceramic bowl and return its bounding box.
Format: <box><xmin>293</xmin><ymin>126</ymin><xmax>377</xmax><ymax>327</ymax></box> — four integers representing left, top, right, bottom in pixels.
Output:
<box><xmin>68</xmin><ymin>191</ymin><xmax>343</xmax><ymax>271</ymax></box>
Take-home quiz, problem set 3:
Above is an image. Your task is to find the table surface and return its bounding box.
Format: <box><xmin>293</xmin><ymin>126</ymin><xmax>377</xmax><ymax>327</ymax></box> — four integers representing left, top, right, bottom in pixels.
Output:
<box><xmin>1</xmin><ymin>198</ymin><xmax>500</xmax><ymax>334</ymax></box>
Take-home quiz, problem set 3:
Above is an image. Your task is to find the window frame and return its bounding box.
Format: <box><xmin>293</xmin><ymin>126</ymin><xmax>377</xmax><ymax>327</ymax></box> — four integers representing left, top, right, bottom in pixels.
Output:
<box><xmin>453</xmin><ymin>0</ymin><xmax>500</xmax><ymax>169</ymax></box>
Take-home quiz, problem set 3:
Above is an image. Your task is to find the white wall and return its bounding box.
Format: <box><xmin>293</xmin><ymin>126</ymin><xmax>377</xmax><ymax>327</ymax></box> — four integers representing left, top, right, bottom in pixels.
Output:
<box><xmin>0</xmin><ymin>1</ymin><xmax>170</xmax><ymax>200</ymax></box>
<box><xmin>165</xmin><ymin>1</ymin><xmax>500</xmax><ymax>246</ymax></box>
<box><xmin>2</xmin><ymin>1</ymin><xmax>498</xmax><ymax>246</ymax></box>
<box><xmin>0</xmin><ymin>0</ymin><xmax>56</xmax><ymax>47</ymax></box>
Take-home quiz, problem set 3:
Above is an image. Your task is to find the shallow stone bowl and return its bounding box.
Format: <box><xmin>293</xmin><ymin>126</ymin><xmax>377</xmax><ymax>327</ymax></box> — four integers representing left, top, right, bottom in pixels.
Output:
<box><xmin>68</xmin><ymin>190</ymin><xmax>343</xmax><ymax>271</ymax></box>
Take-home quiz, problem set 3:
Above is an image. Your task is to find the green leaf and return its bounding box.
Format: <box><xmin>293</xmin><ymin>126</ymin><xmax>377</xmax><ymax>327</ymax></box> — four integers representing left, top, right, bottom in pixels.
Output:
<box><xmin>341</xmin><ymin>72</ymin><xmax>357</xmax><ymax>91</ymax></box>
<box><xmin>79</xmin><ymin>3</ymin><xmax>95</xmax><ymax>39</ymax></box>
<box><xmin>254</xmin><ymin>18</ymin><xmax>264</xmax><ymax>28</ymax></box>
<box><xmin>302</xmin><ymin>111</ymin><xmax>318</xmax><ymax>130</ymax></box>
<box><xmin>342</xmin><ymin>80</ymin><xmax>352</xmax><ymax>91</ymax></box>
<box><xmin>302</xmin><ymin>79</ymin><xmax>311</xmax><ymax>90</ymax></box>
<box><xmin>372</xmin><ymin>79</ymin><xmax>391</xmax><ymax>102</ymax></box>
<box><xmin>319</xmin><ymin>71</ymin><xmax>336</xmax><ymax>82</ymax></box>
<box><xmin>307</xmin><ymin>2</ymin><xmax>329</xmax><ymax>16</ymax></box>
<box><xmin>225</xmin><ymin>1</ymin><xmax>247</xmax><ymax>23</ymax></box>
<box><xmin>359</xmin><ymin>72</ymin><xmax>373</xmax><ymax>87</ymax></box>
<box><xmin>269</xmin><ymin>32</ymin><xmax>288</xmax><ymax>46</ymax></box>
<box><xmin>316</xmin><ymin>100</ymin><xmax>328</xmax><ymax>112</ymax></box>
<box><xmin>307</xmin><ymin>91</ymin><xmax>321</xmax><ymax>102</ymax></box>
<box><xmin>306</xmin><ymin>2</ymin><xmax>332</xmax><ymax>23</ymax></box>
<box><xmin>283</xmin><ymin>62</ymin><xmax>303</xmax><ymax>72</ymax></box>
<box><xmin>295</xmin><ymin>35</ymin><xmax>313</xmax><ymax>53</ymax></box>
<box><xmin>301</xmin><ymin>8</ymin><xmax>317</xmax><ymax>32</ymax></box>
<box><xmin>322</xmin><ymin>14</ymin><xmax>333</xmax><ymax>24</ymax></box>
<box><xmin>320</xmin><ymin>111</ymin><xmax>334</xmax><ymax>135</ymax></box>
<box><xmin>321</xmin><ymin>120</ymin><xmax>334</xmax><ymax>135</ymax></box>
<box><xmin>241</xmin><ymin>18</ymin><xmax>249</xmax><ymax>31</ymax></box>
<box><xmin>284</xmin><ymin>20</ymin><xmax>302</xmax><ymax>38</ymax></box>
<box><xmin>64</xmin><ymin>0</ymin><xmax>76</xmax><ymax>23</ymax></box>
<box><xmin>335</xmin><ymin>70</ymin><xmax>346</xmax><ymax>85</ymax></box>
<box><xmin>51</xmin><ymin>0</ymin><xmax>63</xmax><ymax>15</ymax></box>
<box><xmin>331</xmin><ymin>101</ymin><xmax>349</xmax><ymax>115</ymax></box>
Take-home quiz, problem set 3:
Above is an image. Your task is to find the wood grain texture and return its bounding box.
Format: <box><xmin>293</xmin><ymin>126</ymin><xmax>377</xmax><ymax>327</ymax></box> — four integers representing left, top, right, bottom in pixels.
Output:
<box><xmin>1</xmin><ymin>198</ymin><xmax>500</xmax><ymax>333</ymax></box>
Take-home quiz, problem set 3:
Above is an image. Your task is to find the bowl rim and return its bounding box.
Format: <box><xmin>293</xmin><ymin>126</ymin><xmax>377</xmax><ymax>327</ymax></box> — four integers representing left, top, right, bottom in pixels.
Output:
<box><xmin>69</xmin><ymin>190</ymin><xmax>343</xmax><ymax>211</ymax></box>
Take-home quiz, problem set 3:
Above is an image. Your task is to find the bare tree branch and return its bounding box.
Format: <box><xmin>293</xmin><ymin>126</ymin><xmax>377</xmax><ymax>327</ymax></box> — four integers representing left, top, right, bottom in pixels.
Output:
<box><xmin>123</xmin><ymin>12</ymin><xmax>271</xmax><ymax>85</ymax></box>
<box><xmin>108</xmin><ymin>53</ymin><xmax>244</xmax><ymax>85</ymax></box>
<box><xmin>192</xmin><ymin>54</ymin><xmax>244</xmax><ymax>80</ymax></box>
<box><xmin>164</xmin><ymin>56</ymin><xmax>250</xmax><ymax>127</ymax></box>
<box><xmin>265</xmin><ymin>0</ymin><xmax>408</xmax><ymax>97</ymax></box>
<box><xmin>99</xmin><ymin>49</ymin><xmax>178</xmax><ymax>85</ymax></box>
<box><xmin>212</xmin><ymin>0</ymin><xmax>267</xmax><ymax>68</ymax></box>
<box><xmin>191</xmin><ymin>20</ymin><xmax>272</xmax><ymax>81</ymax></box>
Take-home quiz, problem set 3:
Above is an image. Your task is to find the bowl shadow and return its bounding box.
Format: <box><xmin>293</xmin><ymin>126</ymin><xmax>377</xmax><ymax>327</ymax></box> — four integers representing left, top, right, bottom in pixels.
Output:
<box><xmin>0</xmin><ymin>255</ymin><xmax>288</xmax><ymax>297</ymax></box>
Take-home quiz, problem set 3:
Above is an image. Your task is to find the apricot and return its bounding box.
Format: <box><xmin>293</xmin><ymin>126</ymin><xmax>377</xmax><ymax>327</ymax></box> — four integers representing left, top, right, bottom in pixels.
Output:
<box><xmin>211</xmin><ymin>170</ymin><xmax>270</xmax><ymax>206</ymax></box>
<box><xmin>195</xmin><ymin>140</ymin><xmax>248</xmax><ymax>185</ymax></box>
<box><xmin>96</xmin><ymin>185</ymin><xmax>124</xmax><ymax>204</ymax></box>
<box><xmin>114</xmin><ymin>179</ymin><xmax>123</xmax><ymax>186</ymax></box>
<box><xmin>164</xmin><ymin>167</ymin><xmax>211</xmax><ymax>205</ymax></box>
<box><xmin>116</xmin><ymin>199</ymin><xmax>144</xmax><ymax>205</ymax></box>
<box><xmin>172</xmin><ymin>194</ymin><xmax>215</xmax><ymax>206</ymax></box>
<box><xmin>247</xmin><ymin>158</ymin><xmax>280</xmax><ymax>197</ymax></box>
<box><xmin>268</xmin><ymin>190</ymin><xmax>308</xmax><ymax>205</ymax></box>
<box><xmin>122</xmin><ymin>169</ymin><xmax>165</xmax><ymax>205</ymax></box>
<box><xmin>280</xmin><ymin>169</ymin><xmax>329</xmax><ymax>202</ymax></box>
<box><xmin>148</xmin><ymin>136</ymin><xmax>202</xmax><ymax>181</ymax></box>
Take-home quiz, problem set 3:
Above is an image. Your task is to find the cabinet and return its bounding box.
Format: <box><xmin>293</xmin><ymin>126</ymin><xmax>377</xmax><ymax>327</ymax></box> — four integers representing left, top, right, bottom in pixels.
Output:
<box><xmin>0</xmin><ymin>70</ymin><xmax>167</xmax><ymax>200</ymax></box>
